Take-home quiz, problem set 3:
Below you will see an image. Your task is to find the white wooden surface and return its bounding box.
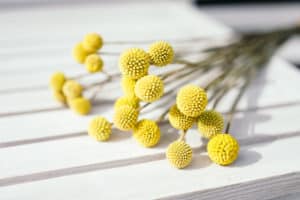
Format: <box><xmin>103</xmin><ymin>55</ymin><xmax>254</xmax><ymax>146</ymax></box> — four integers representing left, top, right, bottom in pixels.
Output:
<box><xmin>0</xmin><ymin>1</ymin><xmax>300</xmax><ymax>200</ymax></box>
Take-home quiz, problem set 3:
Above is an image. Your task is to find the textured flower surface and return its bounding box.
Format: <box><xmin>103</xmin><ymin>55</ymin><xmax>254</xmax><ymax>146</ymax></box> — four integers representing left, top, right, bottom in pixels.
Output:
<box><xmin>50</xmin><ymin>72</ymin><xmax>65</xmax><ymax>91</ymax></box>
<box><xmin>134</xmin><ymin>75</ymin><xmax>164</xmax><ymax>102</ymax></box>
<box><xmin>82</xmin><ymin>33</ymin><xmax>103</xmax><ymax>53</ymax></box>
<box><xmin>88</xmin><ymin>116</ymin><xmax>112</xmax><ymax>141</ymax></box>
<box><xmin>85</xmin><ymin>54</ymin><xmax>103</xmax><ymax>73</ymax></box>
<box><xmin>168</xmin><ymin>105</ymin><xmax>195</xmax><ymax>131</ymax></box>
<box><xmin>207</xmin><ymin>134</ymin><xmax>239</xmax><ymax>166</ymax></box>
<box><xmin>72</xmin><ymin>42</ymin><xmax>89</xmax><ymax>64</ymax></box>
<box><xmin>69</xmin><ymin>97</ymin><xmax>91</xmax><ymax>115</ymax></box>
<box><xmin>119</xmin><ymin>48</ymin><xmax>150</xmax><ymax>79</ymax></box>
<box><xmin>52</xmin><ymin>90</ymin><xmax>66</xmax><ymax>104</ymax></box>
<box><xmin>166</xmin><ymin>141</ymin><xmax>192</xmax><ymax>169</ymax></box>
<box><xmin>149</xmin><ymin>41</ymin><xmax>174</xmax><ymax>67</ymax></box>
<box><xmin>113</xmin><ymin>105</ymin><xmax>138</xmax><ymax>131</ymax></box>
<box><xmin>176</xmin><ymin>85</ymin><xmax>207</xmax><ymax>117</ymax></box>
<box><xmin>114</xmin><ymin>96</ymin><xmax>140</xmax><ymax>110</ymax></box>
<box><xmin>121</xmin><ymin>76</ymin><xmax>137</xmax><ymax>98</ymax></box>
<box><xmin>198</xmin><ymin>110</ymin><xmax>224</xmax><ymax>139</ymax></box>
<box><xmin>62</xmin><ymin>80</ymin><xmax>83</xmax><ymax>99</ymax></box>
<box><xmin>133</xmin><ymin>119</ymin><xmax>161</xmax><ymax>147</ymax></box>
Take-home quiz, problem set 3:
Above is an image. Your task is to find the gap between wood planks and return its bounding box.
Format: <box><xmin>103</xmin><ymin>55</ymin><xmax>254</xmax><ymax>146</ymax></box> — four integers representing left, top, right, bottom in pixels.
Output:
<box><xmin>1</xmin><ymin>100</ymin><xmax>300</xmax><ymax>148</ymax></box>
<box><xmin>0</xmin><ymin>130</ymin><xmax>299</xmax><ymax>187</ymax></box>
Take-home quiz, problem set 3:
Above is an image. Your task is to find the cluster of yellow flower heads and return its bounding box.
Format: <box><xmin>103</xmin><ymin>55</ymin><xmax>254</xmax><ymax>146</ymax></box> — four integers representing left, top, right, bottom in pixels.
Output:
<box><xmin>88</xmin><ymin>41</ymin><xmax>174</xmax><ymax>147</ymax></box>
<box><xmin>166</xmin><ymin>84</ymin><xmax>239</xmax><ymax>169</ymax></box>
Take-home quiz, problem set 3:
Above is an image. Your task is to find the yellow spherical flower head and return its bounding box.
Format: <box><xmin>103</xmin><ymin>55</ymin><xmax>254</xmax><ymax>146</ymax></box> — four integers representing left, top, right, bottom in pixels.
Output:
<box><xmin>82</xmin><ymin>33</ymin><xmax>103</xmax><ymax>53</ymax></box>
<box><xmin>134</xmin><ymin>75</ymin><xmax>164</xmax><ymax>103</ymax></box>
<box><xmin>197</xmin><ymin>110</ymin><xmax>224</xmax><ymax>139</ymax></box>
<box><xmin>62</xmin><ymin>80</ymin><xmax>83</xmax><ymax>99</ymax></box>
<box><xmin>72</xmin><ymin>42</ymin><xmax>89</xmax><ymax>64</ymax></box>
<box><xmin>166</xmin><ymin>141</ymin><xmax>192</xmax><ymax>169</ymax></box>
<box><xmin>168</xmin><ymin>104</ymin><xmax>195</xmax><ymax>131</ymax></box>
<box><xmin>69</xmin><ymin>97</ymin><xmax>91</xmax><ymax>115</ymax></box>
<box><xmin>88</xmin><ymin>116</ymin><xmax>112</xmax><ymax>141</ymax></box>
<box><xmin>176</xmin><ymin>85</ymin><xmax>207</xmax><ymax>117</ymax></box>
<box><xmin>119</xmin><ymin>48</ymin><xmax>150</xmax><ymax>79</ymax></box>
<box><xmin>52</xmin><ymin>90</ymin><xmax>67</xmax><ymax>104</ymax></box>
<box><xmin>49</xmin><ymin>72</ymin><xmax>65</xmax><ymax>91</ymax></box>
<box><xmin>85</xmin><ymin>54</ymin><xmax>103</xmax><ymax>73</ymax></box>
<box><xmin>133</xmin><ymin>119</ymin><xmax>161</xmax><ymax>147</ymax></box>
<box><xmin>114</xmin><ymin>96</ymin><xmax>140</xmax><ymax>110</ymax></box>
<box><xmin>207</xmin><ymin>134</ymin><xmax>239</xmax><ymax>166</ymax></box>
<box><xmin>121</xmin><ymin>76</ymin><xmax>137</xmax><ymax>98</ymax></box>
<box><xmin>113</xmin><ymin>105</ymin><xmax>138</xmax><ymax>131</ymax></box>
<box><xmin>149</xmin><ymin>41</ymin><xmax>174</xmax><ymax>67</ymax></box>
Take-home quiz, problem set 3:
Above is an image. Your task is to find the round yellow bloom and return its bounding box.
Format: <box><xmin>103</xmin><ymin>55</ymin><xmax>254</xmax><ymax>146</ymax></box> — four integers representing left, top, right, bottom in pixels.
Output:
<box><xmin>72</xmin><ymin>42</ymin><xmax>89</xmax><ymax>64</ymax></box>
<box><xmin>207</xmin><ymin>134</ymin><xmax>239</xmax><ymax>166</ymax></box>
<box><xmin>52</xmin><ymin>90</ymin><xmax>67</xmax><ymax>104</ymax></box>
<box><xmin>62</xmin><ymin>80</ymin><xmax>83</xmax><ymax>99</ymax></box>
<box><xmin>114</xmin><ymin>96</ymin><xmax>139</xmax><ymax>110</ymax></box>
<box><xmin>88</xmin><ymin>116</ymin><xmax>112</xmax><ymax>141</ymax></box>
<box><xmin>85</xmin><ymin>54</ymin><xmax>103</xmax><ymax>73</ymax></box>
<box><xmin>119</xmin><ymin>48</ymin><xmax>150</xmax><ymax>79</ymax></box>
<box><xmin>134</xmin><ymin>75</ymin><xmax>164</xmax><ymax>102</ymax></box>
<box><xmin>166</xmin><ymin>141</ymin><xmax>192</xmax><ymax>169</ymax></box>
<box><xmin>133</xmin><ymin>119</ymin><xmax>160</xmax><ymax>147</ymax></box>
<box><xmin>113</xmin><ymin>105</ymin><xmax>138</xmax><ymax>131</ymax></box>
<box><xmin>121</xmin><ymin>76</ymin><xmax>137</xmax><ymax>98</ymax></box>
<box><xmin>176</xmin><ymin>85</ymin><xmax>207</xmax><ymax>117</ymax></box>
<box><xmin>149</xmin><ymin>41</ymin><xmax>174</xmax><ymax>67</ymax></box>
<box><xmin>197</xmin><ymin>110</ymin><xmax>224</xmax><ymax>139</ymax></box>
<box><xmin>168</xmin><ymin>105</ymin><xmax>195</xmax><ymax>131</ymax></box>
<box><xmin>82</xmin><ymin>33</ymin><xmax>103</xmax><ymax>53</ymax></box>
<box><xmin>49</xmin><ymin>72</ymin><xmax>65</xmax><ymax>91</ymax></box>
<box><xmin>69</xmin><ymin>97</ymin><xmax>91</xmax><ymax>115</ymax></box>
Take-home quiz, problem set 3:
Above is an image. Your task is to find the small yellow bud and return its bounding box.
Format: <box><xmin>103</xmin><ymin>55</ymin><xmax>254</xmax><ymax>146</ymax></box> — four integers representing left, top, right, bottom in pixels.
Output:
<box><xmin>113</xmin><ymin>105</ymin><xmax>138</xmax><ymax>131</ymax></box>
<box><xmin>62</xmin><ymin>80</ymin><xmax>83</xmax><ymax>99</ymax></box>
<box><xmin>85</xmin><ymin>54</ymin><xmax>103</xmax><ymax>73</ymax></box>
<box><xmin>168</xmin><ymin>105</ymin><xmax>195</xmax><ymax>131</ymax></box>
<box><xmin>134</xmin><ymin>75</ymin><xmax>164</xmax><ymax>102</ymax></box>
<box><xmin>119</xmin><ymin>48</ymin><xmax>150</xmax><ymax>79</ymax></box>
<box><xmin>166</xmin><ymin>141</ymin><xmax>192</xmax><ymax>169</ymax></box>
<box><xmin>133</xmin><ymin>119</ymin><xmax>160</xmax><ymax>147</ymax></box>
<box><xmin>176</xmin><ymin>85</ymin><xmax>207</xmax><ymax>117</ymax></box>
<box><xmin>52</xmin><ymin>90</ymin><xmax>67</xmax><ymax>104</ymax></box>
<box><xmin>114</xmin><ymin>96</ymin><xmax>139</xmax><ymax>110</ymax></box>
<box><xmin>49</xmin><ymin>72</ymin><xmax>65</xmax><ymax>91</ymax></box>
<box><xmin>88</xmin><ymin>116</ymin><xmax>112</xmax><ymax>141</ymax></box>
<box><xmin>82</xmin><ymin>33</ymin><xmax>103</xmax><ymax>53</ymax></box>
<box><xmin>69</xmin><ymin>97</ymin><xmax>91</xmax><ymax>115</ymax></box>
<box><xmin>197</xmin><ymin>110</ymin><xmax>224</xmax><ymax>139</ymax></box>
<box><xmin>149</xmin><ymin>41</ymin><xmax>174</xmax><ymax>67</ymax></box>
<box><xmin>207</xmin><ymin>134</ymin><xmax>239</xmax><ymax>166</ymax></box>
<box><xmin>72</xmin><ymin>42</ymin><xmax>89</xmax><ymax>64</ymax></box>
<box><xmin>121</xmin><ymin>76</ymin><xmax>137</xmax><ymax>98</ymax></box>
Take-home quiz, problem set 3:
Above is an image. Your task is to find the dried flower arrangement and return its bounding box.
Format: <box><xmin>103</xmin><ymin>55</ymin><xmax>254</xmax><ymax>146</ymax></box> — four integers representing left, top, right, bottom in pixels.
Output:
<box><xmin>49</xmin><ymin>25</ymin><xmax>300</xmax><ymax>169</ymax></box>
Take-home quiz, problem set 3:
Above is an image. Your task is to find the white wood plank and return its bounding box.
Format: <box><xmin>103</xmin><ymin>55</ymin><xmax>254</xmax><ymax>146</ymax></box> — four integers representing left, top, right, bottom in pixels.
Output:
<box><xmin>1</xmin><ymin>103</ymin><xmax>299</xmax><ymax>181</ymax></box>
<box><xmin>0</xmin><ymin>134</ymin><xmax>299</xmax><ymax>200</ymax></box>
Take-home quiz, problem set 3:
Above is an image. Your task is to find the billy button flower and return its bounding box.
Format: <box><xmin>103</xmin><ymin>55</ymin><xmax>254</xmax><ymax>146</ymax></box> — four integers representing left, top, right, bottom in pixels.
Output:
<box><xmin>52</xmin><ymin>90</ymin><xmax>67</xmax><ymax>104</ymax></box>
<box><xmin>82</xmin><ymin>33</ymin><xmax>103</xmax><ymax>53</ymax></box>
<box><xmin>197</xmin><ymin>110</ymin><xmax>224</xmax><ymax>139</ymax></box>
<box><xmin>62</xmin><ymin>80</ymin><xmax>83</xmax><ymax>99</ymax></box>
<box><xmin>119</xmin><ymin>48</ymin><xmax>150</xmax><ymax>79</ymax></box>
<box><xmin>121</xmin><ymin>76</ymin><xmax>137</xmax><ymax>98</ymax></box>
<box><xmin>176</xmin><ymin>84</ymin><xmax>208</xmax><ymax>117</ymax></box>
<box><xmin>168</xmin><ymin>104</ymin><xmax>195</xmax><ymax>131</ymax></box>
<box><xmin>69</xmin><ymin>97</ymin><xmax>91</xmax><ymax>115</ymax></box>
<box><xmin>166</xmin><ymin>131</ymin><xmax>192</xmax><ymax>169</ymax></box>
<box><xmin>148</xmin><ymin>41</ymin><xmax>174</xmax><ymax>67</ymax></box>
<box><xmin>88</xmin><ymin>116</ymin><xmax>112</xmax><ymax>141</ymax></box>
<box><xmin>84</xmin><ymin>54</ymin><xmax>104</xmax><ymax>73</ymax></box>
<box><xmin>113</xmin><ymin>105</ymin><xmax>139</xmax><ymax>131</ymax></box>
<box><xmin>72</xmin><ymin>42</ymin><xmax>90</xmax><ymax>64</ymax></box>
<box><xmin>133</xmin><ymin>119</ymin><xmax>161</xmax><ymax>147</ymax></box>
<box><xmin>207</xmin><ymin>134</ymin><xmax>239</xmax><ymax>166</ymax></box>
<box><xmin>134</xmin><ymin>75</ymin><xmax>164</xmax><ymax>103</ymax></box>
<box><xmin>114</xmin><ymin>96</ymin><xmax>140</xmax><ymax>110</ymax></box>
<box><xmin>49</xmin><ymin>72</ymin><xmax>66</xmax><ymax>91</ymax></box>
